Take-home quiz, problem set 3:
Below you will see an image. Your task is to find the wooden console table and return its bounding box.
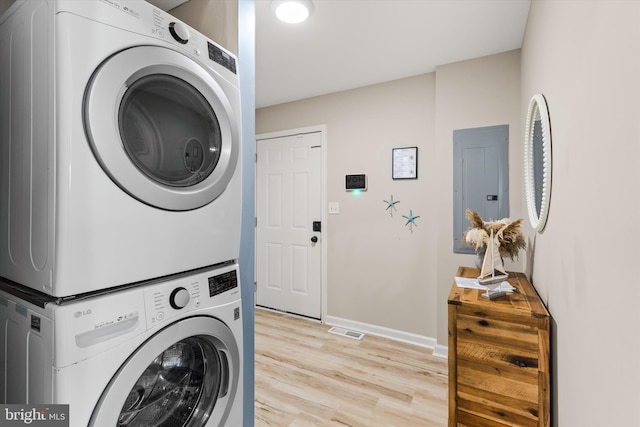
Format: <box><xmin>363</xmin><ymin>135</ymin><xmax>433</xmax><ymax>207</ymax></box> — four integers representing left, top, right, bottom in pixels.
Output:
<box><xmin>448</xmin><ymin>266</ymin><xmax>550</xmax><ymax>427</ymax></box>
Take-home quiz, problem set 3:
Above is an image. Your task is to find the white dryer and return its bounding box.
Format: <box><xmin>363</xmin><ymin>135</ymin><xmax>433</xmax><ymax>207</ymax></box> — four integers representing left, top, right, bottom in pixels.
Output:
<box><xmin>0</xmin><ymin>0</ymin><xmax>242</xmax><ymax>297</ymax></box>
<box><xmin>0</xmin><ymin>263</ymin><xmax>243</xmax><ymax>426</ymax></box>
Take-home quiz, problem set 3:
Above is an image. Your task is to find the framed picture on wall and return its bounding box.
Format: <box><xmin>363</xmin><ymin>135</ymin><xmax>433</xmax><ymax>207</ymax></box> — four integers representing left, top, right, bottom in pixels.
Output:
<box><xmin>392</xmin><ymin>147</ymin><xmax>418</xmax><ymax>179</ymax></box>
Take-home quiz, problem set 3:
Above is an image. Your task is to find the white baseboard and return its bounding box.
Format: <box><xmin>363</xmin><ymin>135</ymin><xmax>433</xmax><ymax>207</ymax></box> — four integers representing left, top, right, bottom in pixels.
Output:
<box><xmin>324</xmin><ymin>315</ymin><xmax>438</xmax><ymax>351</ymax></box>
<box><xmin>432</xmin><ymin>344</ymin><xmax>448</xmax><ymax>359</ymax></box>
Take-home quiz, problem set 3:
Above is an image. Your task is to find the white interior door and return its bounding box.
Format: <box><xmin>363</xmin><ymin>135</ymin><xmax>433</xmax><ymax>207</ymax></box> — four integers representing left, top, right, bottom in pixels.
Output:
<box><xmin>256</xmin><ymin>131</ymin><xmax>322</xmax><ymax>319</ymax></box>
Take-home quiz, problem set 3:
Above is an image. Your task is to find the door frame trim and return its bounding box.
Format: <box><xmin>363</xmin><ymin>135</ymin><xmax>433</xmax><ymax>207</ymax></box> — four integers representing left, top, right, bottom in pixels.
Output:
<box><xmin>255</xmin><ymin>125</ymin><xmax>327</xmax><ymax>321</ymax></box>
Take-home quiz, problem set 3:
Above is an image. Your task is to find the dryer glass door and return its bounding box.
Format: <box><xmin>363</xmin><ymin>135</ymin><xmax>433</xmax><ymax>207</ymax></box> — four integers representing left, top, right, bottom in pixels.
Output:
<box><xmin>119</xmin><ymin>74</ymin><xmax>222</xmax><ymax>188</ymax></box>
<box><xmin>85</xmin><ymin>46</ymin><xmax>240</xmax><ymax>211</ymax></box>
<box><xmin>90</xmin><ymin>317</ymin><xmax>240</xmax><ymax>427</ymax></box>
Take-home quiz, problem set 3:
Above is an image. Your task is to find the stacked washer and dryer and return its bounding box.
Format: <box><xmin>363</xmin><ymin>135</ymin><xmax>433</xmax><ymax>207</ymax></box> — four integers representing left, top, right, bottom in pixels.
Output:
<box><xmin>0</xmin><ymin>0</ymin><xmax>243</xmax><ymax>425</ymax></box>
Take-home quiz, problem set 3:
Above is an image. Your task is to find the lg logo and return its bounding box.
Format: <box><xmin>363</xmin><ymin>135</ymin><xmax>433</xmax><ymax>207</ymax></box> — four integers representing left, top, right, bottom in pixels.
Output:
<box><xmin>73</xmin><ymin>309</ymin><xmax>92</xmax><ymax>318</ymax></box>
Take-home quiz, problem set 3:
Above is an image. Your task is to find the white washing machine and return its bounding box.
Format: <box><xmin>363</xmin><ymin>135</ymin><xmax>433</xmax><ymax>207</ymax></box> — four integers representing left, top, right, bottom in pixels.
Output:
<box><xmin>0</xmin><ymin>0</ymin><xmax>242</xmax><ymax>297</ymax></box>
<box><xmin>0</xmin><ymin>263</ymin><xmax>243</xmax><ymax>426</ymax></box>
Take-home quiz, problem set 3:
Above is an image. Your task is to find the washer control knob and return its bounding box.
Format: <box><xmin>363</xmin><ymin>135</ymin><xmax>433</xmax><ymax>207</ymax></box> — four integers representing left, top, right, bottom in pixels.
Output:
<box><xmin>169</xmin><ymin>22</ymin><xmax>190</xmax><ymax>44</ymax></box>
<box><xmin>170</xmin><ymin>287</ymin><xmax>190</xmax><ymax>309</ymax></box>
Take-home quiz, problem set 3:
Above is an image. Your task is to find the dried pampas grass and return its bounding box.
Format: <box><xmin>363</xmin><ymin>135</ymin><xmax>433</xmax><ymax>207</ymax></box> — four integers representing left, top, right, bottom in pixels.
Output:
<box><xmin>467</xmin><ymin>210</ymin><xmax>485</xmax><ymax>230</ymax></box>
<box><xmin>463</xmin><ymin>228</ymin><xmax>488</xmax><ymax>251</ymax></box>
<box><xmin>462</xmin><ymin>209</ymin><xmax>526</xmax><ymax>261</ymax></box>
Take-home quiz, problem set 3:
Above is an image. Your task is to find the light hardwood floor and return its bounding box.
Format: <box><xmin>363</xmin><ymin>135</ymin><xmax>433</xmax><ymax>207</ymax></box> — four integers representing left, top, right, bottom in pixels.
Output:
<box><xmin>254</xmin><ymin>308</ymin><xmax>448</xmax><ymax>426</ymax></box>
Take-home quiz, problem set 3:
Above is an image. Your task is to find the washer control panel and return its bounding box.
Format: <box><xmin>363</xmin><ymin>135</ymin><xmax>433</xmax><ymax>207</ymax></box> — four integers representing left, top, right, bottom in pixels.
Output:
<box><xmin>146</xmin><ymin>280</ymin><xmax>200</xmax><ymax>326</ymax></box>
<box><xmin>143</xmin><ymin>265</ymin><xmax>240</xmax><ymax>327</ymax></box>
<box><xmin>169</xmin><ymin>21</ymin><xmax>190</xmax><ymax>44</ymax></box>
<box><xmin>169</xmin><ymin>287</ymin><xmax>191</xmax><ymax>309</ymax></box>
<box><xmin>208</xmin><ymin>270</ymin><xmax>238</xmax><ymax>297</ymax></box>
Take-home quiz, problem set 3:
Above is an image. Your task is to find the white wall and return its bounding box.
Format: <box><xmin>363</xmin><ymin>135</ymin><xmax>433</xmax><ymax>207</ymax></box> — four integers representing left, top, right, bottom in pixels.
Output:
<box><xmin>434</xmin><ymin>50</ymin><xmax>523</xmax><ymax>345</ymax></box>
<box><xmin>521</xmin><ymin>1</ymin><xmax>640</xmax><ymax>425</ymax></box>
<box><xmin>257</xmin><ymin>50</ymin><xmax>522</xmax><ymax>345</ymax></box>
<box><xmin>257</xmin><ymin>74</ymin><xmax>439</xmax><ymax>339</ymax></box>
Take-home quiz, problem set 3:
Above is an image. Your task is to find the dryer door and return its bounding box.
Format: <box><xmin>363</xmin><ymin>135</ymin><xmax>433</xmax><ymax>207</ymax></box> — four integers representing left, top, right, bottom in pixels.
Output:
<box><xmin>89</xmin><ymin>316</ymin><xmax>240</xmax><ymax>427</ymax></box>
<box><xmin>84</xmin><ymin>46</ymin><xmax>240</xmax><ymax>211</ymax></box>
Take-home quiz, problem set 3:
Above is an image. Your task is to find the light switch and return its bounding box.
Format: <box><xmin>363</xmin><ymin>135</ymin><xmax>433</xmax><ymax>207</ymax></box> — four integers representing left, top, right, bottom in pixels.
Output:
<box><xmin>328</xmin><ymin>202</ymin><xmax>340</xmax><ymax>215</ymax></box>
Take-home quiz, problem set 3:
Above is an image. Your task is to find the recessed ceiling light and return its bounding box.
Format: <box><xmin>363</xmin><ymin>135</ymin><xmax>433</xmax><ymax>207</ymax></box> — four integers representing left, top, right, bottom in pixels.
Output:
<box><xmin>272</xmin><ymin>0</ymin><xmax>314</xmax><ymax>24</ymax></box>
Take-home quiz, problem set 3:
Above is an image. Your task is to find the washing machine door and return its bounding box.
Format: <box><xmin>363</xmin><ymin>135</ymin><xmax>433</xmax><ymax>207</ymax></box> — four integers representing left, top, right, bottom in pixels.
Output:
<box><xmin>89</xmin><ymin>316</ymin><xmax>240</xmax><ymax>427</ymax></box>
<box><xmin>84</xmin><ymin>46</ymin><xmax>240</xmax><ymax>211</ymax></box>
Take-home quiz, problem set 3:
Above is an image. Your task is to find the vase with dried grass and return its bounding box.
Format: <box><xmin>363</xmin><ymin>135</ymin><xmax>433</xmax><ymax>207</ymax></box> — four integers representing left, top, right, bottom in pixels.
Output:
<box><xmin>462</xmin><ymin>209</ymin><xmax>526</xmax><ymax>268</ymax></box>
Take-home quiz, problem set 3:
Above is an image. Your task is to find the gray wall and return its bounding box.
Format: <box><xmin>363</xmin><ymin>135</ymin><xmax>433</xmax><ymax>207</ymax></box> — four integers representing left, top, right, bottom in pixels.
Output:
<box><xmin>170</xmin><ymin>0</ymin><xmax>238</xmax><ymax>55</ymax></box>
<box><xmin>0</xmin><ymin>0</ymin><xmax>13</xmax><ymax>16</ymax></box>
<box><xmin>521</xmin><ymin>1</ymin><xmax>640</xmax><ymax>425</ymax></box>
<box><xmin>237</xmin><ymin>1</ymin><xmax>255</xmax><ymax>425</ymax></box>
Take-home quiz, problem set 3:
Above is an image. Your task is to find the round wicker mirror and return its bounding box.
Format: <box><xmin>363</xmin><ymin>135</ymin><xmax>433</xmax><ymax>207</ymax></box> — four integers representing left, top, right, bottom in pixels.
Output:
<box><xmin>524</xmin><ymin>94</ymin><xmax>552</xmax><ymax>232</ymax></box>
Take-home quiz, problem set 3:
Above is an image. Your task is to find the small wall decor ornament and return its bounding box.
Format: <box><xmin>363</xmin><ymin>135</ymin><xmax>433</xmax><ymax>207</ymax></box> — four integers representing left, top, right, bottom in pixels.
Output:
<box><xmin>383</xmin><ymin>195</ymin><xmax>400</xmax><ymax>216</ymax></box>
<box><xmin>402</xmin><ymin>210</ymin><xmax>420</xmax><ymax>233</ymax></box>
<box><xmin>392</xmin><ymin>147</ymin><xmax>418</xmax><ymax>179</ymax></box>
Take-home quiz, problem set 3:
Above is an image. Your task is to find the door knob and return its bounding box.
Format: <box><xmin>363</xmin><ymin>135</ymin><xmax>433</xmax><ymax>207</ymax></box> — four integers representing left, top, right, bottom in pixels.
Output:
<box><xmin>310</xmin><ymin>236</ymin><xmax>318</xmax><ymax>243</ymax></box>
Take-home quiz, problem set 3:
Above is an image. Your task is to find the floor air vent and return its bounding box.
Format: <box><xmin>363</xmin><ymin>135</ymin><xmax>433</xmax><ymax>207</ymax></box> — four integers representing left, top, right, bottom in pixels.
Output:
<box><xmin>328</xmin><ymin>326</ymin><xmax>365</xmax><ymax>340</ymax></box>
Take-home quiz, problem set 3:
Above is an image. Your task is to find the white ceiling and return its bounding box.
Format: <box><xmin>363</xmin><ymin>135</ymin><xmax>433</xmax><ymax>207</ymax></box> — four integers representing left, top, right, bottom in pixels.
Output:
<box><xmin>255</xmin><ymin>0</ymin><xmax>531</xmax><ymax>108</ymax></box>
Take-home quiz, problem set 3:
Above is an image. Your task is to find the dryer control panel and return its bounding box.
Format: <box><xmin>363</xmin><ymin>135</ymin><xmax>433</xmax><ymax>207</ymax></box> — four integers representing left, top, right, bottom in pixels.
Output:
<box><xmin>150</xmin><ymin>6</ymin><xmax>237</xmax><ymax>74</ymax></box>
<box><xmin>82</xmin><ymin>0</ymin><xmax>239</xmax><ymax>76</ymax></box>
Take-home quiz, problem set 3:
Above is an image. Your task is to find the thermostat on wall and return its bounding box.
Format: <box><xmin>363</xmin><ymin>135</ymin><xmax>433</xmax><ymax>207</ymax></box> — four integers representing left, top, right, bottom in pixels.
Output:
<box><xmin>346</xmin><ymin>174</ymin><xmax>367</xmax><ymax>191</ymax></box>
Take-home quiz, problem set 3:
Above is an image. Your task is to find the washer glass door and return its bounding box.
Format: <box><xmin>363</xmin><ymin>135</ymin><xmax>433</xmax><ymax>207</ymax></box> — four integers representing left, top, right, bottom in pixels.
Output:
<box><xmin>119</xmin><ymin>336</ymin><xmax>224</xmax><ymax>426</ymax></box>
<box><xmin>90</xmin><ymin>317</ymin><xmax>240</xmax><ymax>427</ymax></box>
<box><xmin>85</xmin><ymin>46</ymin><xmax>240</xmax><ymax>211</ymax></box>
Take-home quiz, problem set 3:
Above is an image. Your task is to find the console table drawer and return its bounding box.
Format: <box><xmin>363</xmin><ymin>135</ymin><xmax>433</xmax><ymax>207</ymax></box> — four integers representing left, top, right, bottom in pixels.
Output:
<box><xmin>448</xmin><ymin>267</ymin><xmax>550</xmax><ymax>427</ymax></box>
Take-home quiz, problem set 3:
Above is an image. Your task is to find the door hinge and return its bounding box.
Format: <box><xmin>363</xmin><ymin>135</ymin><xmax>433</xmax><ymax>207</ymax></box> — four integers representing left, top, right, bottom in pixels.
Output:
<box><xmin>255</xmin><ymin>217</ymin><xmax>257</xmax><ymax>227</ymax></box>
